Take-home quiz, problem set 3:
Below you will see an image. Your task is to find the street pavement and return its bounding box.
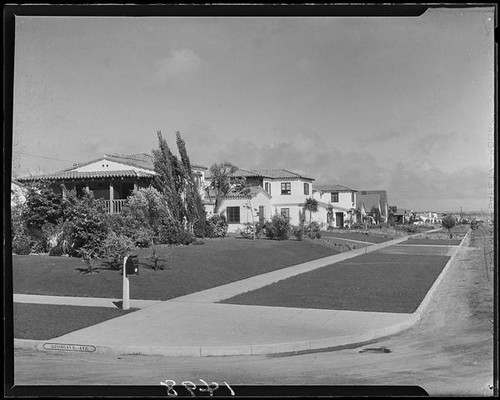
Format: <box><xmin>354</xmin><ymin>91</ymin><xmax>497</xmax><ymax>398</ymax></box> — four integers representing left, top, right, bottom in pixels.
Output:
<box><xmin>14</xmin><ymin>228</ymin><xmax>471</xmax><ymax>357</ymax></box>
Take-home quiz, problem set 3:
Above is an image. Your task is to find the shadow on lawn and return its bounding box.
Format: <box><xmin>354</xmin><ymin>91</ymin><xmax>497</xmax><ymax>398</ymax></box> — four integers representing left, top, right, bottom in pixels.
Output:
<box><xmin>75</xmin><ymin>259</ymin><xmax>173</xmax><ymax>273</ymax></box>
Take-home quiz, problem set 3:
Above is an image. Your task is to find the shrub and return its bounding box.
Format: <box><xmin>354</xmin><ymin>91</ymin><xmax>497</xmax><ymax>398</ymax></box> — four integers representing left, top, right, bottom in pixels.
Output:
<box><xmin>106</xmin><ymin>213</ymin><xmax>155</xmax><ymax>248</ymax></box>
<box><xmin>49</xmin><ymin>243</ymin><xmax>64</xmax><ymax>256</ymax></box>
<box><xmin>62</xmin><ymin>193</ymin><xmax>110</xmax><ymax>257</ymax></box>
<box><xmin>315</xmin><ymin>231</ymin><xmax>321</xmax><ymax>239</ymax></box>
<box><xmin>292</xmin><ymin>226</ymin><xmax>303</xmax><ymax>241</ymax></box>
<box><xmin>133</xmin><ymin>227</ymin><xmax>155</xmax><ymax>247</ymax></box>
<box><xmin>158</xmin><ymin>215</ymin><xmax>183</xmax><ymax>244</ymax></box>
<box><xmin>307</xmin><ymin>221</ymin><xmax>320</xmax><ymax>233</ymax></box>
<box><xmin>193</xmin><ymin>219</ymin><xmax>206</xmax><ymax>238</ymax></box>
<box><xmin>205</xmin><ymin>214</ymin><xmax>228</xmax><ymax>238</ymax></box>
<box><xmin>264</xmin><ymin>214</ymin><xmax>291</xmax><ymax>240</ymax></box>
<box><xmin>158</xmin><ymin>216</ymin><xmax>195</xmax><ymax>245</ymax></box>
<box><xmin>23</xmin><ymin>183</ymin><xmax>66</xmax><ymax>231</ymax></box>
<box><xmin>350</xmin><ymin>223</ymin><xmax>364</xmax><ymax>229</ymax></box>
<box><xmin>177</xmin><ymin>230</ymin><xmax>195</xmax><ymax>245</ymax></box>
<box><xmin>12</xmin><ymin>233</ymin><xmax>31</xmax><ymax>255</ymax></box>
<box><xmin>30</xmin><ymin>236</ymin><xmax>47</xmax><ymax>254</ymax></box>
<box><xmin>42</xmin><ymin>221</ymin><xmax>66</xmax><ymax>253</ymax></box>
<box><xmin>123</xmin><ymin>187</ymin><xmax>170</xmax><ymax>233</ymax></box>
<box><xmin>103</xmin><ymin>233</ymin><xmax>135</xmax><ymax>270</ymax></box>
<box><xmin>11</xmin><ymin>202</ymin><xmax>27</xmax><ymax>239</ymax></box>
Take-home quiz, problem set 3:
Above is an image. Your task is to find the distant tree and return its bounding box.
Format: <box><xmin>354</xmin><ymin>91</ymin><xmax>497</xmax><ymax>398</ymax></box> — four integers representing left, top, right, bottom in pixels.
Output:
<box><xmin>304</xmin><ymin>198</ymin><xmax>319</xmax><ymax>225</ymax></box>
<box><xmin>207</xmin><ymin>162</ymin><xmax>239</xmax><ymax>214</ymax></box>
<box><xmin>441</xmin><ymin>214</ymin><xmax>456</xmax><ymax>239</ymax></box>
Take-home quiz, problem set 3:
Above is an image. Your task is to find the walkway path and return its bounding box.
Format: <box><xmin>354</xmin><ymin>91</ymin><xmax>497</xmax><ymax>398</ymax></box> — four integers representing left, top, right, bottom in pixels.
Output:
<box><xmin>13</xmin><ymin>294</ymin><xmax>161</xmax><ymax>309</ymax></box>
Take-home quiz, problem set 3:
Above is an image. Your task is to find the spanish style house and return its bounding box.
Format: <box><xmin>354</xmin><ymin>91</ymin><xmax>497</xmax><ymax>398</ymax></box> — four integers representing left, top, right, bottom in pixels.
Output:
<box><xmin>204</xmin><ymin>168</ymin><xmax>315</xmax><ymax>233</ymax></box>
<box><xmin>312</xmin><ymin>184</ymin><xmax>357</xmax><ymax>228</ymax></box>
<box><xmin>16</xmin><ymin>153</ymin><xmax>207</xmax><ymax>214</ymax></box>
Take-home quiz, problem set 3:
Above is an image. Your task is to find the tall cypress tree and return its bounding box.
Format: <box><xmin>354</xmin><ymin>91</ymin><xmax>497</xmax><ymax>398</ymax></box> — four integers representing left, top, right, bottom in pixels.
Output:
<box><xmin>176</xmin><ymin>131</ymin><xmax>205</xmax><ymax>232</ymax></box>
<box><xmin>152</xmin><ymin>131</ymin><xmax>183</xmax><ymax>221</ymax></box>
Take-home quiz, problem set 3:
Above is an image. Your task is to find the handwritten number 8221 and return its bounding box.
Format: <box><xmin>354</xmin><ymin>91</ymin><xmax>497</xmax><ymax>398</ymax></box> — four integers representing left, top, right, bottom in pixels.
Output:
<box><xmin>160</xmin><ymin>379</ymin><xmax>235</xmax><ymax>397</ymax></box>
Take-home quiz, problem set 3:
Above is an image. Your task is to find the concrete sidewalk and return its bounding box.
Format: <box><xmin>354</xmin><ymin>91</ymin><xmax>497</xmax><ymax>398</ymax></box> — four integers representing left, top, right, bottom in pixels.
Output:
<box><xmin>16</xmin><ymin>228</ymin><xmax>471</xmax><ymax>357</ymax></box>
<box><xmin>13</xmin><ymin>294</ymin><xmax>161</xmax><ymax>309</ymax></box>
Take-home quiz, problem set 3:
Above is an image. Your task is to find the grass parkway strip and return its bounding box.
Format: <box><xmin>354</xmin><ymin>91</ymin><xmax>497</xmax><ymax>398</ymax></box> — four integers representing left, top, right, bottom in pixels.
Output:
<box><xmin>221</xmin><ymin>252</ymin><xmax>451</xmax><ymax>314</ymax></box>
<box><xmin>14</xmin><ymin>303</ymin><xmax>136</xmax><ymax>340</ymax></box>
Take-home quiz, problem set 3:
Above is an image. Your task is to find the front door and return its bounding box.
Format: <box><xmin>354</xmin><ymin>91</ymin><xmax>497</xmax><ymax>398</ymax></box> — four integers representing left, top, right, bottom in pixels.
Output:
<box><xmin>335</xmin><ymin>212</ymin><xmax>344</xmax><ymax>228</ymax></box>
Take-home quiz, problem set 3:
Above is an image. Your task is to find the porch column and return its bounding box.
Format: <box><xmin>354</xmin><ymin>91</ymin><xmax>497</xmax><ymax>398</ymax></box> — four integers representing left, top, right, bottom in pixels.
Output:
<box><xmin>109</xmin><ymin>182</ymin><xmax>114</xmax><ymax>214</ymax></box>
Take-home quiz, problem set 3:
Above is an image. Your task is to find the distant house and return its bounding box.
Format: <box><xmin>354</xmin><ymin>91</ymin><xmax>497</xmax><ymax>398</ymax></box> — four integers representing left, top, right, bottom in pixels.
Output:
<box><xmin>205</xmin><ymin>168</ymin><xmax>315</xmax><ymax>232</ymax></box>
<box><xmin>414</xmin><ymin>211</ymin><xmax>440</xmax><ymax>224</ymax></box>
<box><xmin>312</xmin><ymin>184</ymin><xmax>357</xmax><ymax>228</ymax></box>
<box><xmin>17</xmin><ymin>153</ymin><xmax>207</xmax><ymax>214</ymax></box>
<box><xmin>393</xmin><ymin>209</ymin><xmax>413</xmax><ymax>224</ymax></box>
<box><xmin>11</xmin><ymin>179</ymin><xmax>28</xmax><ymax>206</ymax></box>
<box><xmin>356</xmin><ymin>190</ymin><xmax>389</xmax><ymax>224</ymax></box>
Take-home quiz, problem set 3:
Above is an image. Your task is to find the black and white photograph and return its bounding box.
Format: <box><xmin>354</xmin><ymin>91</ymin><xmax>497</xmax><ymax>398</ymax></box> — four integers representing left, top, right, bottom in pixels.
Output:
<box><xmin>5</xmin><ymin>4</ymin><xmax>496</xmax><ymax>397</ymax></box>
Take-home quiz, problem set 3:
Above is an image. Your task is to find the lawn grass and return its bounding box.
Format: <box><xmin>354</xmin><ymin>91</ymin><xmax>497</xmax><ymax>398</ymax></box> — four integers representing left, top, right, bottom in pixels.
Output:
<box><xmin>221</xmin><ymin>253</ymin><xmax>451</xmax><ymax>313</ymax></box>
<box><xmin>13</xmin><ymin>303</ymin><xmax>136</xmax><ymax>340</ymax></box>
<box><xmin>13</xmin><ymin>238</ymin><xmax>338</xmax><ymax>301</ymax></box>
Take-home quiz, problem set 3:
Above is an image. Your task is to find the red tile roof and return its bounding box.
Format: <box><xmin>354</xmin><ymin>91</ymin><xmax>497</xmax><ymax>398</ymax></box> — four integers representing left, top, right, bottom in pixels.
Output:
<box><xmin>314</xmin><ymin>183</ymin><xmax>357</xmax><ymax>192</ymax></box>
<box><xmin>251</xmin><ymin>168</ymin><xmax>314</xmax><ymax>180</ymax></box>
<box><xmin>17</xmin><ymin>169</ymin><xmax>155</xmax><ymax>182</ymax></box>
<box><xmin>59</xmin><ymin>153</ymin><xmax>206</xmax><ymax>173</ymax></box>
<box><xmin>205</xmin><ymin>168</ymin><xmax>314</xmax><ymax>181</ymax></box>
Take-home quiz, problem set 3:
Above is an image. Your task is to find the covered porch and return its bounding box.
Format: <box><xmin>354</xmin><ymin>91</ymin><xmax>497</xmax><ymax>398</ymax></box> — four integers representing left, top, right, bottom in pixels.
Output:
<box><xmin>18</xmin><ymin>169</ymin><xmax>155</xmax><ymax>214</ymax></box>
<box><xmin>59</xmin><ymin>178</ymin><xmax>151</xmax><ymax>214</ymax></box>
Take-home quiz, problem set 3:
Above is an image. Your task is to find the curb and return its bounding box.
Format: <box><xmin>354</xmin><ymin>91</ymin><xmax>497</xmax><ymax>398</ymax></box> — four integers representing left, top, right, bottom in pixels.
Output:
<box><xmin>413</xmin><ymin>228</ymin><xmax>472</xmax><ymax>322</ymax></box>
<box><xmin>15</xmin><ymin>313</ymin><xmax>419</xmax><ymax>357</ymax></box>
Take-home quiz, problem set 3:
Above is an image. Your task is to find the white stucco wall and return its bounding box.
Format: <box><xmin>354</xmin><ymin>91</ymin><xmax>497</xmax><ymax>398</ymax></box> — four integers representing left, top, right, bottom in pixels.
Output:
<box><xmin>74</xmin><ymin>159</ymin><xmax>155</xmax><ymax>174</ymax></box>
<box><xmin>219</xmin><ymin>193</ymin><xmax>273</xmax><ymax>233</ymax></box>
<box><xmin>267</xmin><ymin>179</ymin><xmax>312</xmax><ymax>205</ymax></box>
<box><xmin>313</xmin><ymin>190</ymin><xmax>355</xmax><ymax>210</ymax></box>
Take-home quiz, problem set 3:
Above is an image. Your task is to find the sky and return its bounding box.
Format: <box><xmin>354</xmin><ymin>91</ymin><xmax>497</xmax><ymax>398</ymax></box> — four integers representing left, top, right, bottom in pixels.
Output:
<box><xmin>11</xmin><ymin>7</ymin><xmax>495</xmax><ymax>212</ymax></box>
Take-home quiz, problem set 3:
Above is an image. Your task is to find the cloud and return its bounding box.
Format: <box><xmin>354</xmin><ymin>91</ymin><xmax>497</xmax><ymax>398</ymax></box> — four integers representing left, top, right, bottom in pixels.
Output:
<box><xmin>367</xmin><ymin>129</ymin><xmax>403</xmax><ymax>143</ymax></box>
<box><xmin>155</xmin><ymin>48</ymin><xmax>202</xmax><ymax>81</ymax></box>
<box><xmin>386</xmin><ymin>161</ymin><xmax>490</xmax><ymax>210</ymax></box>
<box><xmin>205</xmin><ymin>135</ymin><xmax>489</xmax><ymax>211</ymax></box>
<box><xmin>412</xmin><ymin>132</ymin><xmax>457</xmax><ymax>155</ymax></box>
<box><xmin>207</xmin><ymin>137</ymin><xmax>387</xmax><ymax>190</ymax></box>
<box><xmin>297</xmin><ymin>57</ymin><xmax>313</xmax><ymax>72</ymax></box>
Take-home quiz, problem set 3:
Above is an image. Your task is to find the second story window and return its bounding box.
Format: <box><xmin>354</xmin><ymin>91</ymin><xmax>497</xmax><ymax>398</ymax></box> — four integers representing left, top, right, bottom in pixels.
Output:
<box><xmin>331</xmin><ymin>192</ymin><xmax>339</xmax><ymax>203</ymax></box>
<box><xmin>304</xmin><ymin>183</ymin><xmax>309</xmax><ymax>195</ymax></box>
<box><xmin>351</xmin><ymin>192</ymin><xmax>354</xmax><ymax>203</ymax></box>
<box><xmin>265</xmin><ymin>182</ymin><xmax>271</xmax><ymax>195</ymax></box>
<box><xmin>281</xmin><ymin>182</ymin><xmax>291</xmax><ymax>195</ymax></box>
